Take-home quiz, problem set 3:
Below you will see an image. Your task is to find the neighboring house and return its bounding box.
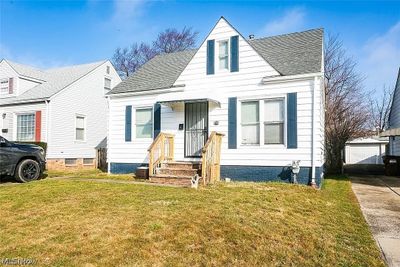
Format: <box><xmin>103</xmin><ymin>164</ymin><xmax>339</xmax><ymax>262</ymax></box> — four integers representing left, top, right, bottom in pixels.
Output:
<box><xmin>0</xmin><ymin>59</ymin><xmax>121</xmax><ymax>170</ymax></box>
<box><xmin>344</xmin><ymin>136</ymin><xmax>388</xmax><ymax>165</ymax></box>
<box><xmin>107</xmin><ymin>17</ymin><xmax>325</xmax><ymax>186</ymax></box>
<box><xmin>382</xmin><ymin>67</ymin><xmax>400</xmax><ymax>155</ymax></box>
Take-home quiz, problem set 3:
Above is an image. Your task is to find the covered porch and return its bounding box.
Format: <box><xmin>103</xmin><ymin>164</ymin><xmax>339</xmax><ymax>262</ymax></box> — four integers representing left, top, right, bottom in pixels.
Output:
<box><xmin>148</xmin><ymin>93</ymin><xmax>224</xmax><ymax>187</ymax></box>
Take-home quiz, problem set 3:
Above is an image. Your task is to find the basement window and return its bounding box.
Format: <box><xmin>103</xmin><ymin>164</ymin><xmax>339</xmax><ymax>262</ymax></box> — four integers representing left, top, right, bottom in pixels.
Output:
<box><xmin>83</xmin><ymin>158</ymin><xmax>94</xmax><ymax>165</ymax></box>
<box><xmin>65</xmin><ymin>158</ymin><xmax>77</xmax><ymax>166</ymax></box>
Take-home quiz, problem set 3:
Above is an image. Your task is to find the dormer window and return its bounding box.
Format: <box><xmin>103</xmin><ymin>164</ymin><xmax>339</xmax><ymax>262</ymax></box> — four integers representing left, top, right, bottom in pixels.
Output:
<box><xmin>0</xmin><ymin>79</ymin><xmax>9</xmax><ymax>95</ymax></box>
<box><xmin>218</xmin><ymin>40</ymin><xmax>229</xmax><ymax>70</ymax></box>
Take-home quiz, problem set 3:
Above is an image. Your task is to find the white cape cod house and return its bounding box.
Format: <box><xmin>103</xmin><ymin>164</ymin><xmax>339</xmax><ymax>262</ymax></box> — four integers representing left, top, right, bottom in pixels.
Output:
<box><xmin>107</xmin><ymin>17</ymin><xmax>325</xmax><ymax>187</ymax></box>
<box><xmin>0</xmin><ymin>59</ymin><xmax>121</xmax><ymax>170</ymax></box>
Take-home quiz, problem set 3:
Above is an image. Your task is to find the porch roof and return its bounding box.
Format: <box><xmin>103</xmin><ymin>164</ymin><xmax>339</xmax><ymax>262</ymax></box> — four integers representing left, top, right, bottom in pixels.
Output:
<box><xmin>156</xmin><ymin>91</ymin><xmax>221</xmax><ymax>107</ymax></box>
<box><xmin>381</xmin><ymin>127</ymin><xmax>400</xmax><ymax>137</ymax></box>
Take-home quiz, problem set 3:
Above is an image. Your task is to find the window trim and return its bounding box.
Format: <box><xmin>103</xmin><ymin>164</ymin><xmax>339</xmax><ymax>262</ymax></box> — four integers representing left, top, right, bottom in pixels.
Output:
<box><xmin>216</xmin><ymin>39</ymin><xmax>230</xmax><ymax>72</ymax></box>
<box><xmin>74</xmin><ymin>114</ymin><xmax>86</xmax><ymax>142</ymax></box>
<box><xmin>238</xmin><ymin>95</ymin><xmax>287</xmax><ymax>148</ymax></box>
<box><xmin>134</xmin><ymin>107</ymin><xmax>153</xmax><ymax>140</ymax></box>
<box><xmin>16</xmin><ymin>112</ymin><xmax>36</xmax><ymax>142</ymax></box>
<box><xmin>0</xmin><ymin>78</ymin><xmax>9</xmax><ymax>95</ymax></box>
<box><xmin>264</xmin><ymin>98</ymin><xmax>285</xmax><ymax>145</ymax></box>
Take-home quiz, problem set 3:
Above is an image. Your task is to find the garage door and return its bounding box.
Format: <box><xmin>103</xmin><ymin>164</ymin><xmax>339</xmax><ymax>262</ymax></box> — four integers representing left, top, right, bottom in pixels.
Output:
<box><xmin>346</xmin><ymin>144</ymin><xmax>383</xmax><ymax>164</ymax></box>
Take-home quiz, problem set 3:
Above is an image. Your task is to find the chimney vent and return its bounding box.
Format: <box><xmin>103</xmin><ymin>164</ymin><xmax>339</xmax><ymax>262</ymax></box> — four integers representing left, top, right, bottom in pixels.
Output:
<box><xmin>249</xmin><ymin>34</ymin><xmax>255</xmax><ymax>40</ymax></box>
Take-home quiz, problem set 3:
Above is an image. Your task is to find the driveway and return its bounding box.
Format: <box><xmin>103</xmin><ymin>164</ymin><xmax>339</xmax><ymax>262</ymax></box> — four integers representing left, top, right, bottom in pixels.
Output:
<box><xmin>351</xmin><ymin>176</ymin><xmax>400</xmax><ymax>267</ymax></box>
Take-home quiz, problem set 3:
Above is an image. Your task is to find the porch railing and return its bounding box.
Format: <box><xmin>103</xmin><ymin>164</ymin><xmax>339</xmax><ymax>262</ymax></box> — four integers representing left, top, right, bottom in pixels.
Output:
<box><xmin>148</xmin><ymin>132</ymin><xmax>174</xmax><ymax>176</ymax></box>
<box><xmin>201</xmin><ymin>131</ymin><xmax>224</xmax><ymax>185</ymax></box>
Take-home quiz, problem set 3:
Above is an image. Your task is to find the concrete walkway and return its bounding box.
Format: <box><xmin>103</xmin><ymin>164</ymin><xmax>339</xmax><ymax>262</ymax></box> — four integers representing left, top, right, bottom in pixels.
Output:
<box><xmin>351</xmin><ymin>176</ymin><xmax>400</xmax><ymax>267</ymax></box>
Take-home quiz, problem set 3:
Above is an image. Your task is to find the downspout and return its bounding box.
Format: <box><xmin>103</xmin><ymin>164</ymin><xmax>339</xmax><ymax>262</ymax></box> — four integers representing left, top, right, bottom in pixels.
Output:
<box><xmin>106</xmin><ymin>95</ymin><xmax>111</xmax><ymax>174</ymax></box>
<box><xmin>45</xmin><ymin>100</ymin><xmax>50</xmax><ymax>143</ymax></box>
<box><xmin>310</xmin><ymin>76</ymin><xmax>318</xmax><ymax>188</ymax></box>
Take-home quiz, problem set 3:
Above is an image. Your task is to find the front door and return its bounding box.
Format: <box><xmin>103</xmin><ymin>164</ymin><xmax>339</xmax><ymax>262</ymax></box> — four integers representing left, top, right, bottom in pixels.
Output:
<box><xmin>184</xmin><ymin>102</ymin><xmax>208</xmax><ymax>157</ymax></box>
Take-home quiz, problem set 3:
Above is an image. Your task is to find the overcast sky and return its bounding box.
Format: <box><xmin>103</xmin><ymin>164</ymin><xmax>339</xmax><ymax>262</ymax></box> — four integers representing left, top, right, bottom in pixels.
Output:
<box><xmin>1</xmin><ymin>0</ymin><xmax>399</xmax><ymax>96</ymax></box>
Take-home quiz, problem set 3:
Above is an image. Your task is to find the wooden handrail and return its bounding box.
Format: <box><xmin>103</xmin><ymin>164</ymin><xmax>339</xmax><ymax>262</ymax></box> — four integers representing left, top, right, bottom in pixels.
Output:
<box><xmin>201</xmin><ymin>131</ymin><xmax>224</xmax><ymax>185</ymax></box>
<box><xmin>148</xmin><ymin>132</ymin><xmax>174</xmax><ymax>176</ymax></box>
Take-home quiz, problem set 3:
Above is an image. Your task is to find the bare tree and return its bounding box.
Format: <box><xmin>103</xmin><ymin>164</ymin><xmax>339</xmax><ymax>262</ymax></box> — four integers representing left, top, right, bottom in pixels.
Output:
<box><xmin>112</xmin><ymin>27</ymin><xmax>198</xmax><ymax>79</ymax></box>
<box><xmin>324</xmin><ymin>34</ymin><xmax>370</xmax><ymax>174</ymax></box>
<box><xmin>369</xmin><ymin>86</ymin><xmax>394</xmax><ymax>133</ymax></box>
<box><xmin>112</xmin><ymin>43</ymin><xmax>156</xmax><ymax>79</ymax></box>
<box><xmin>153</xmin><ymin>27</ymin><xmax>198</xmax><ymax>54</ymax></box>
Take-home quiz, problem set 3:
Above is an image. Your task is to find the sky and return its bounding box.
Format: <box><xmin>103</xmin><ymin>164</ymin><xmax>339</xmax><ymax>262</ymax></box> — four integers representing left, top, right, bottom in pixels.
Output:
<box><xmin>0</xmin><ymin>0</ymin><xmax>399</xmax><ymax>96</ymax></box>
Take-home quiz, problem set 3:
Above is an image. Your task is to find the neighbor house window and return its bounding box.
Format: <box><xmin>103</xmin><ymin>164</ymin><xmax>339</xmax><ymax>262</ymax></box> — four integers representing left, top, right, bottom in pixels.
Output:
<box><xmin>241</xmin><ymin>101</ymin><xmax>259</xmax><ymax>145</ymax></box>
<box><xmin>75</xmin><ymin>115</ymin><xmax>86</xmax><ymax>141</ymax></box>
<box><xmin>106</xmin><ymin>66</ymin><xmax>110</xmax><ymax>74</ymax></box>
<box><xmin>104</xmin><ymin>78</ymin><xmax>111</xmax><ymax>90</ymax></box>
<box><xmin>135</xmin><ymin>108</ymin><xmax>152</xmax><ymax>138</ymax></box>
<box><xmin>264</xmin><ymin>99</ymin><xmax>284</xmax><ymax>144</ymax></box>
<box><xmin>218</xmin><ymin>40</ymin><xmax>229</xmax><ymax>70</ymax></box>
<box><xmin>17</xmin><ymin>113</ymin><xmax>35</xmax><ymax>141</ymax></box>
<box><xmin>0</xmin><ymin>79</ymin><xmax>9</xmax><ymax>95</ymax></box>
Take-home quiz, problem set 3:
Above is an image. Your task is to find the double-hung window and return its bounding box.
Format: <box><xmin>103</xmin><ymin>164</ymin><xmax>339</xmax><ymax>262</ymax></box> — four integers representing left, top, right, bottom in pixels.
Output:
<box><xmin>75</xmin><ymin>115</ymin><xmax>86</xmax><ymax>141</ymax></box>
<box><xmin>241</xmin><ymin>101</ymin><xmax>260</xmax><ymax>145</ymax></box>
<box><xmin>218</xmin><ymin>40</ymin><xmax>229</xmax><ymax>70</ymax></box>
<box><xmin>135</xmin><ymin>108</ymin><xmax>153</xmax><ymax>138</ymax></box>
<box><xmin>17</xmin><ymin>113</ymin><xmax>35</xmax><ymax>141</ymax></box>
<box><xmin>264</xmin><ymin>99</ymin><xmax>284</xmax><ymax>144</ymax></box>
<box><xmin>241</xmin><ymin>98</ymin><xmax>285</xmax><ymax>146</ymax></box>
<box><xmin>0</xmin><ymin>79</ymin><xmax>9</xmax><ymax>95</ymax></box>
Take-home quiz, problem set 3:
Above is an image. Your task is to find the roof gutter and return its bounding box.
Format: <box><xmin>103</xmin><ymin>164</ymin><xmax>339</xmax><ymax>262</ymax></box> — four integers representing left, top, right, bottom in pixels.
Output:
<box><xmin>106</xmin><ymin>85</ymin><xmax>185</xmax><ymax>99</ymax></box>
<box><xmin>0</xmin><ymin>99</ymin><xmax>49</xmax><ymax>107</ymax></box>
<box><xmin>262</xmin><ymin>72</ymin><xmax>323</xmax><ymax>84</ymax></box>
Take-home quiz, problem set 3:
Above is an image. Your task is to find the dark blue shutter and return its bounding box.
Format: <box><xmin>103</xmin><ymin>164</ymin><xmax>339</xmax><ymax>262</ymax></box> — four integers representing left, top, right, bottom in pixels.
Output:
<box><xmin>228</xmin><ymin>97</ymin><xmax>237</xmax><ymax>149</ymax></box>
<box><xmin>230</xmin><ymin>35</ymin><xmax>239</xmax><ymax>72</ymax></box>
<box><xmin>206</xmin><ymin>40</ymin><xmax>215</xmax><ymax>75</ymax></box>
<box><xmin>287</xmin><ymin>93</ymin><xmax>297</xmax><ymax>149</ymax></box>
<box><xmin>125</xmin><ymin>106</ymin><xmax>132</xmax><ymax>142</ymax></box>
<box><xmin>153</xmin><ymin>103</ymin><xmax>161</xmax><ymax>139</ymax></box>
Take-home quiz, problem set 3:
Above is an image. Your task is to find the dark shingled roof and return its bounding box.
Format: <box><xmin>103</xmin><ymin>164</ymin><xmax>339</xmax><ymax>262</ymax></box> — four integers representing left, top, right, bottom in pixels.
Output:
<box><xmin>109</xmin><ymin>49</ymin><xmax>197</xmax><ymax>95</ymax></box>
<box><xmin>249</xmin><ymin>28</ymin><xmax>323</xmax><ymax>76</ymax></box>
<box><xmin>109</xmin><ymin>28</ymin><xmax>323</xmax><ymax>95</ymax></box>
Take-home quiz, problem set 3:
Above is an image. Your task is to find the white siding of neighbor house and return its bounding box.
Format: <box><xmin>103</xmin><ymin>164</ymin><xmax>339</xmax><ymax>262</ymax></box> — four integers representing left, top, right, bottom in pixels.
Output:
<box><xmin>46</xmin><ymin>61</ymin><xmax>121</xmax><ymax>159</ymax></box>
<box><xmin>108</xmin><ymin>18</ymin><xmax>325</xmax><ymax>169</ymax></box>
<box><xmin>17</xmin><ymin>77</ymin><xmax>42</xmax><ymax>96</ymax></box>
<box><xmin>0</xmin><ymin>102</ymin><xmax>47</xmax><ymax>142</ymax></box>
<box><xmin>0</xmin><ymin>61</ymin><xmax>42</xmax><ymax>97</ymax></box>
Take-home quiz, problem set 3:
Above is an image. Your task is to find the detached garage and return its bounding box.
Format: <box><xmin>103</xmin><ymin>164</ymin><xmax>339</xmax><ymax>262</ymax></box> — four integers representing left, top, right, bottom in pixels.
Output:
<box><xmin>344</xmin><ymin>137</ymin><xmax>388</xmax><ymax>165</ymax></box>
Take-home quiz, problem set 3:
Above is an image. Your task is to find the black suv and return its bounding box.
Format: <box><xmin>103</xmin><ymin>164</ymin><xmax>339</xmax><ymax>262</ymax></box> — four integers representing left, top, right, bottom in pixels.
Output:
<box><xmin>0</xmin><ymin>136</ymin><xmax>46</xmax><ymax>182</ymax></box>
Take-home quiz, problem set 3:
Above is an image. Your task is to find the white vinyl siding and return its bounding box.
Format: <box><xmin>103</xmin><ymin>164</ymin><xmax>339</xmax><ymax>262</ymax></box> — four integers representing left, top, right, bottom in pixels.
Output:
<box><xmin>135</xmin><ymin>108</ymin><xmax>152</xmax><ymax>138</ymax></box>
<box><xmin>75</xmin><ymin>115</ymin><xmax>86</xmax><ymax>141</ymax></box>
<box><xmin>46</xmin><ymin>61</ymin><xmax>121</xmax><ymax>159</ymax></box>
<box><xmin>17</xmin><ymin>113</ymin><xmax>35</xmax><ymax>141</ymax></box>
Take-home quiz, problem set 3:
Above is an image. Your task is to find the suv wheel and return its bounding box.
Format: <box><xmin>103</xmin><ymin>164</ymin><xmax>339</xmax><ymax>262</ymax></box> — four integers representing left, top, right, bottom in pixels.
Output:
<box><xmin>15</xmin><ymin>159</ymin><xmax>41</xmax><ymax>183</ymax></box>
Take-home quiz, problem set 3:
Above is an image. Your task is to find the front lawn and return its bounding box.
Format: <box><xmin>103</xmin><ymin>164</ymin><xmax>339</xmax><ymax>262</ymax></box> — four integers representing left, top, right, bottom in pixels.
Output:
<box><xmin>0</xmin><ymin>176</ymin><xmax>384</xmax><ymax>266</ymax></box>
<box><xmin>46</xmin><ymin>169</ymin><xmax>134</xmax><ymax>181</ymax></box>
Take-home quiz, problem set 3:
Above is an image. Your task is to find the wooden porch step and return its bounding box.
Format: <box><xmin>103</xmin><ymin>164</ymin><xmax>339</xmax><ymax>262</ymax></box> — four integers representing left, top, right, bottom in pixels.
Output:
<box><xmin>161</xmin><ymin>161</ymin><xmax>201</xmax><ymax>170</ymax></box>
<box><xmin>149</xmin><ymin>174</ymin><xmax>202</xmax><ymax>186</ymax></box>
<box><xmin>157</xmin><ymin>168</ymin><xmax>199</xmax><ymax>176</ymax></box>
